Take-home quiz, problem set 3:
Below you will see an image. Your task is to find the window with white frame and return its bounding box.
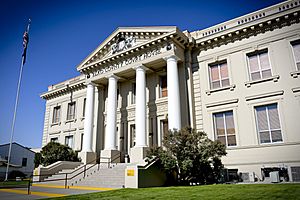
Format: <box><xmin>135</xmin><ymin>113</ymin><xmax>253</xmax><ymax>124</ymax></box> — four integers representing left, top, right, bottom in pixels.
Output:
<box><xmin>247</xmin><ymin>49</ymin><xmax>272</xmax><ymax>81</ymax></box>
<box><xmin>160</xmin><ymin>75</ymin><xmax>168</xmax><ymax>97</ymax></box>
<box><xmin>255</xmin><ymin>103</ymin><xmax>282</xmax><ymax>144</ymax></box>
<box><xmin>50</xmin><ymin>137</ymin><xmax>58</xmax><ymax>142</ymax></box>
<box><xmin>131</xmin><ymin>83</ymin><xmax>136</xmax><ymax>104</ymax></box>
<box><xmin>52</xmin><ymin>106</ymin><xmax>61</xmax><ymax>123</ymax></box>
<box><xmin>209</xmin><ymin>61</ymin><xmax>230</xmax><ymax>89</ymax></box>
<box><xmin>67</xmin><ymin>102</ymin><xmax>76</xmax><ymax>120</ymax></box>
<box><xmin>291</xmin><ymin>40</ymin><xmax>300</xmax><ymax>71</ymax></box>
<box><xmin>213</xmin><ymin>111</ymin><xmax>236</xmax><ymax>147</ymax></box>
<box><xmin>65</xmin><ymin>135</ymin><xmax>74</xmax><ymax>148</ymax></box>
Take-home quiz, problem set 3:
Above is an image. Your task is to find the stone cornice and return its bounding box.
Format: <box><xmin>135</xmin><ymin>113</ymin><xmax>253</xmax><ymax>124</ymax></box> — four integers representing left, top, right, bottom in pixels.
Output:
<box><xmin>40</xmin><ymin>75</ymin><xmax>86</xmax><ymax>100</ymax></box>
<box><xmin>191</xmin><ymin>0</ymin><xmax>300</xmax><ymax>50</ymax></box>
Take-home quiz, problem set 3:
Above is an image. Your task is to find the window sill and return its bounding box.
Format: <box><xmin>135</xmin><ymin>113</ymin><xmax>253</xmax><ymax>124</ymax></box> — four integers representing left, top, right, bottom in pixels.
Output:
<box><xmin>65</xmin><ymin>119</ymin><xmax>77</xmax><ymax>124</ymax></box>
<box><xmin>245</xmin><ymin>75</ymin><xmax>279</xmax><ymax>88</ymax></box>
<box><xmin>51</xmin><ymin>122</ymin><xmax>61</xmax><ymax>127</ymax></box>
<box><xmin>290</xmin><ymin>70</ymin><xmax>300</xmax><ymax>78</ymax></box>
<box><xmin>206</xmin><ymin>84</ymin><xmax>236</xmax><ymax>95</ymax></box>
<box><xmin>155</xmin><ymin>97</ymin><xmax>168</xmax><ymax>105</ymax></box>
<box><xmin>260</xmin><ymin>141</ymin><xmax>284</xmax><ymax>145</ymax></box>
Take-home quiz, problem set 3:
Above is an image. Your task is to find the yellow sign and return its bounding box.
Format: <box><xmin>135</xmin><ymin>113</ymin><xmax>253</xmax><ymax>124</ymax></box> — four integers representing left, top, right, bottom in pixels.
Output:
<box><xmin>127</xmin><ymin>169</ymin><xmax>134</xmax><ymax>176</ymax></box>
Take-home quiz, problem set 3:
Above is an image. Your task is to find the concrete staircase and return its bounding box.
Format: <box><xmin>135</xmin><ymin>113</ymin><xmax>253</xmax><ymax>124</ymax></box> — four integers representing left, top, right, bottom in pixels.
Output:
<box><xmin>69</xmin><ymin>163</ymin><xmax>127</xmax><ymax>188</ymax></box>
<box><xmin>37</xmin><ymin>163</ymin><xmax>128</xmax><ymax>188</ymax></box>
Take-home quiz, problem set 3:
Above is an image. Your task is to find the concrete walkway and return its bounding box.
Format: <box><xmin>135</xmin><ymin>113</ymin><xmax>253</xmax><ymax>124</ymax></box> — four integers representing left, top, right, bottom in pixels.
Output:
<box><xmin>0</xmin><ymin>183</ymin><xmax>116</xmax><ymax>200</ymax></box>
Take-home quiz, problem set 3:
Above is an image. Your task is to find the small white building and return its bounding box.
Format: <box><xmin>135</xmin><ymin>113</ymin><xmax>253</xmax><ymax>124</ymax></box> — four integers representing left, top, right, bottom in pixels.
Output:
<box><xmin>0</xmin><ymin>142</ymin><xmax>35</xmax><ymax>179</ymax></box>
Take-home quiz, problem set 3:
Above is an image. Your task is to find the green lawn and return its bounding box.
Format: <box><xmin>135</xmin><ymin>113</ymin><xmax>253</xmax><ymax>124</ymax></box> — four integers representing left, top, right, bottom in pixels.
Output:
<box><xmin>45</xmin><ymin>183</ymin><xmax>300</xmax><ymax>200</ymax></box>
<box><xmin>0</xmin><ymin>180</ymin><xmax>29</xmax><ymax>187</ymax></box>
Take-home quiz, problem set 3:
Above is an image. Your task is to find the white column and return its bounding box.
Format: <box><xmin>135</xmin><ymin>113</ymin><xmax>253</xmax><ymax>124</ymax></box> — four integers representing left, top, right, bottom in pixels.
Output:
<box><xmin>165</xmin><ymin>55</ymin><xmax>181</xmax><ymax>130</ymax></box>
<box><xmin>105</xmin><ymin>75</ymin><xmax>118</xmax><ymax>150</ymax></box>
<box><xmin>82</xmin><ymin>82</ymin><xmax>95</xmax><ymax>152</ymax></box>
<box><xmin>135</xmin><ymin>65</ymin><xmax>147</xmax><ymax>147</ymax></box>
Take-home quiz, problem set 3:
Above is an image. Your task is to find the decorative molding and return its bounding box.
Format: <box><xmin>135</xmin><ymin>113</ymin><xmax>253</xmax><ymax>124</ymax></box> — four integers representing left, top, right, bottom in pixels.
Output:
<box><xmin>290</xmin><ymin>70</ymin><xmax>300</xmax><ymax>78</ymax></box>
<box><xmin>245</xmin><ymin>90</ymin><xmax>284</xmax><ymax>101</ymax></box>
<box><xmin>63</xmin><ymin>128</ymin><xmax>76</xmax><ymax>133</ymax></box>
<box><xmin>191</xmin><ymin>0</ymin><xmax>300</xmax><ymax>41</ymax></box>
<box><xmin>292</xmin><ymin>87</ymin><xmax>300</xmax><ymax>93</ymax></box>
<box><xmin>49</xmin><ymin>131</ymin><xmax>61</xmax><ymax>135</ymax></box>
<box><xmin>206</xmin><ymin>98</ymin><xmax>239</xmax><ymax>108</ymax></box>
<box><xmin>206</xmin><ymin>84</ymin><xmax>236</xmax><ymax>95</ymax></box>
<box><xmin>245</xmin><ymin>75</ymin><xmax>280</xmax><ymax>87</ymax></box>
<box><xmin>50</xmin><ymin>122</ymin><xmax>61</xmax><ymax>127</ymax></box>
<box><xmin>64</xmin><ymin>119</ymin><xmax>77</xmax><ymax>124</ymax></box>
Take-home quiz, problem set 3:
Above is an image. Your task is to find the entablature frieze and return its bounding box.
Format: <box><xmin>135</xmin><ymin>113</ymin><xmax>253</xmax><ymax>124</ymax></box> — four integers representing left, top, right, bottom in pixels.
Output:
<box><xmin>193</xmin><ymin>7</ymin><xmax>300</xmax><ymax>51</ymax></box>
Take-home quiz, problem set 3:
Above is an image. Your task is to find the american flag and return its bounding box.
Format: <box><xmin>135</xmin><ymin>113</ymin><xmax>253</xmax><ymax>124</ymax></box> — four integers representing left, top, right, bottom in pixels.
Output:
<box><xmin>22</xmin><ymin>19</ymin><xmax>31</xmax><ymax>65</ymax></box>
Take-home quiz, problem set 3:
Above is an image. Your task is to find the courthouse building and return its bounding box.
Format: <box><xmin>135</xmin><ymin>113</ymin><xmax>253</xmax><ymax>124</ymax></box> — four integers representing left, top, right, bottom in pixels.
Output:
<box><xmin>41</xmin><ymin>0</ymin><xmax>300</xmax><ymax>181</ymax></box>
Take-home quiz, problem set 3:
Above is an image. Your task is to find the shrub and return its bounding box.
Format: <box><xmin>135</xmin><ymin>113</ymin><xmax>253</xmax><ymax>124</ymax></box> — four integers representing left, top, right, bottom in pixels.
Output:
<box><xmin>147</xmin><ymin>127</ymin><xmax>227</xmax><ymax>185</ymax></box>
<box><xmin>40</xmin><ymin>142</ymin><xmax>80</xmax><ymax>166</ymax></box>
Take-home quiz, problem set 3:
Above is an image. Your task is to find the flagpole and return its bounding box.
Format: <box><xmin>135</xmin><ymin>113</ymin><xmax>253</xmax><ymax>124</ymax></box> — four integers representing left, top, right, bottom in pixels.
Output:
<box><xmin>5</xmin><ymin>19</ymin><xmax>31</xmax><ymax>181</ymax></box>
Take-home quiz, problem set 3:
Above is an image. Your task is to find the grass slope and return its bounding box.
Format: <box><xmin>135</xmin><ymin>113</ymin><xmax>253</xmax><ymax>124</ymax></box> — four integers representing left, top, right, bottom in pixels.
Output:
<box><xmin>45</xmin><ymin>184</ymin><xmax>300</xmax><ymax>200</ymax></box>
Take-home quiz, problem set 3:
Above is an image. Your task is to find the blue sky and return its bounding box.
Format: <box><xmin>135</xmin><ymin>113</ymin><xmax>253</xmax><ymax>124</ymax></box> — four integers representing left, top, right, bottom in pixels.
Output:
<box><xmin>0</xmin><ymin>0</ymin><xmax>284</xmax><ymax>148</ymax></box>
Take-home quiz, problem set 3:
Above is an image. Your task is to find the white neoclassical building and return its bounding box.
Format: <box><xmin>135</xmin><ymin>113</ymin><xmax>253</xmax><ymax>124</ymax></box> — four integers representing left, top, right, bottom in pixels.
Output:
<box><xmin>40</xmin><ymin>0</ymin><xmax>300</xmax><ymax>182</ymax></box>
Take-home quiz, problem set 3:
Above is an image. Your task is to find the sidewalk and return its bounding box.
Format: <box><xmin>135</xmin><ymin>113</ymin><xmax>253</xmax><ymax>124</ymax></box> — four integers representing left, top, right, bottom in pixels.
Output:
<box><xmin>0</xmin><ymin>184</ymin><xmax>115</xmax><ymax>200</ymax></box>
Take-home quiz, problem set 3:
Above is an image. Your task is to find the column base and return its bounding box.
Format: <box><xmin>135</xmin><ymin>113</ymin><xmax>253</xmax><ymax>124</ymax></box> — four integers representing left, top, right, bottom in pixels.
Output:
<box><xmin>101</xmin><ymin>149</ymin><xmax>121</xmax><ymax>163</ymax></box>
<box><xmin>78</xmin><ymin>151</ymin><xmax>97</xmax><ymax>164</ymax></box>
<box><xmin>130</xmin><ymin>146</ymin><xmax>149</xmax><ymax>164</ymax></box>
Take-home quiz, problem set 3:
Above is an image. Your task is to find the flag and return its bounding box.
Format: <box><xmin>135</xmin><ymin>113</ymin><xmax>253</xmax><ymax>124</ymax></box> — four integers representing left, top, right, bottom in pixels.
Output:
<box><xmin>22</xmin><ymin>19</ymin><xmax>31</xmax><ymax>65</ymax></box>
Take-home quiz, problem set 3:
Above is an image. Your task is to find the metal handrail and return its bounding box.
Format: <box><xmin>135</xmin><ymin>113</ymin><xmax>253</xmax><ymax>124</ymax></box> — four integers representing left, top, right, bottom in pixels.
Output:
<box><xmin>31</xmin><ymin>156</ymin><xmax>112</xmax><ymax>188</ymax></box>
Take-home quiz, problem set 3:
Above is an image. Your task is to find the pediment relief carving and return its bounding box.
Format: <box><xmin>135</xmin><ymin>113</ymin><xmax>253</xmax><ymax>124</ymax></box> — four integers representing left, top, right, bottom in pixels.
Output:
<box><xmin>77</xmin><ymin>27</ymin><xmax>185</xmax><ymax>71</ymax></box>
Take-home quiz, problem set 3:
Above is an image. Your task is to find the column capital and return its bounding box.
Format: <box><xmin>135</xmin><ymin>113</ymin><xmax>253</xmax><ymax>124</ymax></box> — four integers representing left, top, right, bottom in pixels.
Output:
<box><xmin>106</xmin><ymin>74</ymin><xmax>121</xmax><ymax>80</ymax></box>
<box><xmin>85</xmin><ymin>80</ymin><xmax>98</xmax><ymax>87</ymax></box>
<box><xmin>163</xmin><ymin>55</ymin><xmax>180</xmax><ymax>62</ymax></box>
<box><xmin>133</xmin><ymin>65</ymin><xmax>148</xmax><ymax>71</ymax></box>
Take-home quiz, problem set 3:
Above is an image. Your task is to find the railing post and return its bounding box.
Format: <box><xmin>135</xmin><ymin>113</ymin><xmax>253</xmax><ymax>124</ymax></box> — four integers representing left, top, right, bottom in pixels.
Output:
<box><xmin>84</xmin><ymin>165</ymin><xmax>86</xmax><ymax>178</ymax></box>
<box><xmin>64</xmin><ymin>173</ymin><xmax>68</xmax><ymax>189</ymax></box>
<box><xmin>27</xmin><ymin>179</ymin><xmax>31</xmax><ymax>195</ymax></box>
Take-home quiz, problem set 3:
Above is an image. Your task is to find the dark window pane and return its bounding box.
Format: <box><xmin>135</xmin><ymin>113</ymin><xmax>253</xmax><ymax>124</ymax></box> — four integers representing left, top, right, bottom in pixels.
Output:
<box><xmin>227</xmin><ymin>135</ymin><xmax>236</xmax><ymax>146</ymax></box>
<box><xmin>271</xmin><ymin>130</ymin><xmax>283</xmax><ymax>142</ymax></box>
<box><xmin>260</xmin><ymin>131</ymin><xmax>271</xmax><ymax>143</ymax></box>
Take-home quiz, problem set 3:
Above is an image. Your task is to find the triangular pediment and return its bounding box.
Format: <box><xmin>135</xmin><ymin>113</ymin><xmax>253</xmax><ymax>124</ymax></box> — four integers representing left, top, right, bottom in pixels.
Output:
<box><xmin>77</xmin><ymin>26</ymin><xmax>178</xmax><ymax>71</ymax></box>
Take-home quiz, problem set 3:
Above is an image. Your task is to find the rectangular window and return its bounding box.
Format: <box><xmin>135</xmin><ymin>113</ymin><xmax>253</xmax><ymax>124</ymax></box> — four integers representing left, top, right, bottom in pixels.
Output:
<box><xmin>161</xmin><ymin>119</ymin><xmax>169</xmax><ymax>137</ymax></box>
<box><xmin>52</xmin><ymin>106</ymin><xmax>61</xmax><ymax>123</ymax></box>
<box><xmin>209</xmin><ymin>61</ymin><xmax>230</xmax><ymax>89</ymax></box>
<box><xmin>291</xmin><ymin>40</ymin><xmax>300</xmax><ymax>71</ymax></box>
<box><xmin>130</xmin><ymin>124</ymin><xmax>136</xmax><ymax>148</ymax></box>
<box><xmin>80</xmin><ymin>133</ymin><xmax>84</xmax><ymax>151</ymax></box>
<box><xmin>160</xmin><ymin>75</ymin><xmax>168</xmax><ymax>97</ymax></box>
<box><xmin>83</xmin><ymin>98</ymin><xmax>86</xmax><ymax>117</ymax></box>
<box><xmin>131</xmin><ymin>83</ymin><xmax>136</xmax><ymax>104</ymax></box>
<box><xmin>255</xmin><ymin>103</ymin><xmax>282</xmax><ymax>144</ymax></box>
<box><xmin>247</xmin><ymin>49</ymin><xmax>272</xmax><ymax>81</ymax></box>
<box><xmin>51</xmin><ymin>137</ymin><xmax>58</xmax><ymax>142</ymax></box>
<box><xmin>22</xmin><ymin>158</ymin><xmax>27</xmax><ymax>167</ymax></box>
<box><xmin>213</xmin><ymin>111</ymin><xmax>236</xmax><ymax>147</ymax></box>
<box><xmin>67</xmin><ymin>102</ymin><xmax>76</xmax><ymax>120</ymax></box>
<box><xmin>65</xmin><ymin>135</ymin><xmax>74</xmax><ymax>148</ymax></box>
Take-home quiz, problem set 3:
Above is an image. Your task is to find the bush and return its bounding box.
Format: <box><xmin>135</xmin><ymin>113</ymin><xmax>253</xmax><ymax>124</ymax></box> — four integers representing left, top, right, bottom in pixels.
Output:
<box><xmin>147</xmin><ymin>127</ymin><xmax>227</xmax><ymax>185</ymax></box>
<box><xmin>40</xmin><ymin>142</ymin><xmax>80</xmax><ymax>166</ymax></box>
<box><xmin>8</xmin><ymin>170</ymin><xmax>26</xmax><ymax>179</ymax></box>
<box><xmin>34</xmin><ymin>152</ymin><xmax>43</xmax><ymax>168</ymax></box>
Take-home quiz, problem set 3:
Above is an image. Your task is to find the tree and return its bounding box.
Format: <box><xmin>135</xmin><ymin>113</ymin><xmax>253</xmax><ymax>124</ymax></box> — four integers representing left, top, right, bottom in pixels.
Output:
<box><xmin>40</xmin><ymin>142</ymin><xmax>80</xmax><ymax>166</ymax></box>
<box><xmin>147</xmin><ymin>127</ymin><xmax>227</xmax><ymax>185</ymax></box>
<box><xmin>34</xmin><ymin>152</ymin><xmax>43</xmax><ymax>168</ymax></box>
